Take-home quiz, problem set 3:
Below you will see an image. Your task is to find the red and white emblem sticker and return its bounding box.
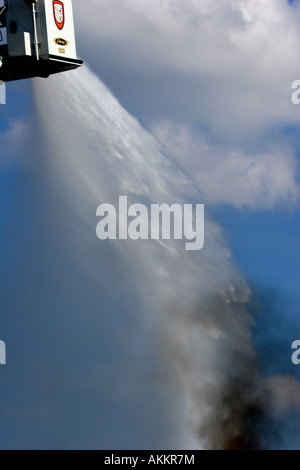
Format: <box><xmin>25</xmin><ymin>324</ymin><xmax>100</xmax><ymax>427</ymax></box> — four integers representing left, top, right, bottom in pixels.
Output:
<box><xmin>53</xmin><ymin>1</ymin><xmax>65</xmax><ymax>30</ymax></box>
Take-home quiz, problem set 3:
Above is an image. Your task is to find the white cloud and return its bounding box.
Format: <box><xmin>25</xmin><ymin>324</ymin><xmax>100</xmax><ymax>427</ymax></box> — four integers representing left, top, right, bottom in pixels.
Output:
<box><xmin>152</xmin><ymin>122</ymin><xmax>300</xmax><ymax>208</ymax></box>
<box><xmin>73</xmin><ymin>0</ymin><xmax>300</xmax><ymax>209</ymax></box>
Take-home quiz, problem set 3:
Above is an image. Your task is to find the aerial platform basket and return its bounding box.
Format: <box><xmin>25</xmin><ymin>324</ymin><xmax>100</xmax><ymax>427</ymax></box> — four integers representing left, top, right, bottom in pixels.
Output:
<box><xmin>0</xmin><ymin>0</ymin><xmax>82</xmax><ymax>82</ymax></box>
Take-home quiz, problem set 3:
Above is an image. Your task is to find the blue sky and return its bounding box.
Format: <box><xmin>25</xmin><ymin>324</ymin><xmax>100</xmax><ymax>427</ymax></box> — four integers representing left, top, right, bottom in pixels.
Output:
<box><xmin>215</xmin><ymin>206</ymin><xmax>300</xmax><ymax>374</ymax></box>
<box><xmin>0</xmin><ymin>0</ymin><xmax>299</xmax><ymax>450</ymax></box>
<box><xmin>72</xmin><ymin>0</ymin><xmax>300</xmax><ymax>376</ymax></box>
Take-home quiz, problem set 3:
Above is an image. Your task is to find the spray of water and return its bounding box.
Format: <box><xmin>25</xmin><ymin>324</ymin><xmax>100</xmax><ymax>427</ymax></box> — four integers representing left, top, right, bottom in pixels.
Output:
<box><xmin>0</xmin><ymin>65</ymin><xmax>298</xmax><ymax>449</ymax></box>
